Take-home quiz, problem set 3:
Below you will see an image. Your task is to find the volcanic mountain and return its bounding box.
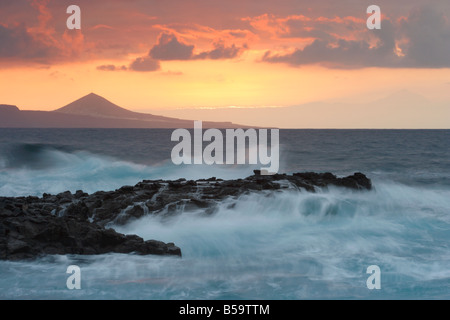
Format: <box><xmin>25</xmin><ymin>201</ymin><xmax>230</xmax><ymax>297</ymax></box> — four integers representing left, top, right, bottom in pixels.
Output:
<box><xmin>0</xmin><ymin>93</ymin><xmax>241</xmax><ymax>128</ymax></box>
<box><xmin>56</xmin><ymin>93</ymin><xmax>165</xmax><ymax>121</ymax></box>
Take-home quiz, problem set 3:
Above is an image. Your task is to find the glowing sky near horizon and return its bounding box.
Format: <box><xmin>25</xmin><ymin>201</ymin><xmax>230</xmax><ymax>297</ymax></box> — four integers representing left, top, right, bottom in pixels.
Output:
<box><xmin>0</xmin><ymin>0</ymin><xmax>449</xmax><ymax>127</ymax></box>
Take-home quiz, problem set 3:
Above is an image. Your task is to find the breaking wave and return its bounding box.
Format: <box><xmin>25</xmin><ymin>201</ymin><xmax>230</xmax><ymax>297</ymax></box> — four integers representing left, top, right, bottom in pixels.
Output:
<box><xmin>0</xmin><ymin>143</ymin><xmax>254</xmax><ymax>197</ymax></box>
<box><xmin>0</xmin><ymin>138</ymin><xmax>449</xmax><ymax>299</ymax></box>
<box><xmin>1</xmin><ymin>178</ymin><xmax>449</xmax><ymax>299</ymax></box>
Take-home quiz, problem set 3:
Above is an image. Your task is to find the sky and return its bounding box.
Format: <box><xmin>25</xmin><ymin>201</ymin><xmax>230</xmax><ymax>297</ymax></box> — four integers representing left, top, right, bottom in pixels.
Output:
<box><xmin>0</xmin><ymin>0</ymin><xmax>449</xmax><ymax>127</ymax></box>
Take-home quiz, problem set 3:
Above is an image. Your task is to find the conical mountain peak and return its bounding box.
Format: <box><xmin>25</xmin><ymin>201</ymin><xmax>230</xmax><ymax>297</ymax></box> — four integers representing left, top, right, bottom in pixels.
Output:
<box><xmin>55</xmin><ymin>93</ymin><xmax>135</xmax><ymax>118</ymax></box>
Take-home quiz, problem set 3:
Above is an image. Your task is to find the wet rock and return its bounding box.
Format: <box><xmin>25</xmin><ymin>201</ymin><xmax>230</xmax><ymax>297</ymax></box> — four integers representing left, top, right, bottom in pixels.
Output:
<box><xmin>64</xmin><ymin>202</ymin><xmax>90</xmax><ymax>221</ymax></box>
<box><xmin>0</xmin><ymin>171</ymin><xmax>371</xmax><ymax>261</ymax></box>
<box><xmin>74</xmin><ymin>190</ymin><xmax>88</xmax><ymax>199</ymax></box>
<box><xmin>0</xmin><ymin>211</ymin><xmax>181</xmax><ymax>261</ymax></box>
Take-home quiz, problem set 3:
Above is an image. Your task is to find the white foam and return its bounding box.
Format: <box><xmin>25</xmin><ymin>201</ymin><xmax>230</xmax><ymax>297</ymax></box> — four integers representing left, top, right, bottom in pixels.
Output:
<box><xmin>0</xmin><ymin>148</ymin><xmax>255</xmax><ymax>197</ymax></box>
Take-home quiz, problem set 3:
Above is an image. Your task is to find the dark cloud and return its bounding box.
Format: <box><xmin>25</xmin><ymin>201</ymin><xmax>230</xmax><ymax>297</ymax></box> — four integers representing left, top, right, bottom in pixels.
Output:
<box><xmin>128</xmin><ymin>56</ymin><xmax>161</xmax><ymax>72</ymax></box>
<box><xmin>0</xmin><ymin>24</ymin><xmax>58</xmax><ymax>60</ymax></box>
<box><xmin>194</xmin><ymin>42</ymin><xmax>247</xmax><ymax>60</ymax></box>
<box><xmin>400</xmin><ymin>6</ymin><xmax>450</xmax><ymax>68</ymax></box>
<box><xmin>2</xmin><ymin>0</ymin><xmax>449</xmax><ymax>70</ymax></box>
<box><xmin>149</xmin><ymin>33</ymin><xmax>194</xmax><ymax>60</ymax></box>
<box><xmin>262</xmin><ymin>20</ymin><xmax>399</xmax><ymax>69</ymax></box>
<box><xmin>96</xmin><ymin>64</ymin><xmax>127</xmax><ymax>71</ymax></box>
<box><xmin>96</xmin><ymin>60</ymin><xmax>160</xmax><ymax>73</ymax></box>
<box><xmin>148</xmin><ymin>32</ymin><xmax>247</xmax><ymax>61</ymax></box>
<box><xmin>282</xmin><ymin>16</ymin><xmax>359</xmax><ymax>41</ymax></box>
<box><xmin>228</xmin><ymin>30</ymin><xmax>248</xmax><ymax>38</ymax></box>
<box><xmin>262</xmin><ymin>7</ymin><xmax>450</xmax><ymax>69</ymax></box>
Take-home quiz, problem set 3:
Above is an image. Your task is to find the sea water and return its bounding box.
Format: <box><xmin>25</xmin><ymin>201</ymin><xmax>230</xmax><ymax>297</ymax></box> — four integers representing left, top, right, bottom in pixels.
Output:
<box><xmin>0</xmin><ymin>129</ymin><xmax>449</xmax><ymax>299</ymax></box>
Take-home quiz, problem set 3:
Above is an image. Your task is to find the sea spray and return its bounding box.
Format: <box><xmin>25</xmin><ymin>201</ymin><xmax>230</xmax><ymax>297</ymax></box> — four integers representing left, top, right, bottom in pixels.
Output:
<box><xmin>1</xmin><ymin>182</ymin><xmax>449</xmax><ymax>299</ymax></box>
<box><xmin>0</xmin><ymin>129</ymin><xmax>449</xmax><ymax>299</ymax></box>
<box><xmin>0</xmin><ymin>144</ymin><xmax>254</xmax><ymax>197</ymax></box>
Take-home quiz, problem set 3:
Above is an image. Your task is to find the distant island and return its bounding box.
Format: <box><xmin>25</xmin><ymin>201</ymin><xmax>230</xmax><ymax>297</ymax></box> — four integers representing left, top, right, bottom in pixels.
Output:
<box><xmin>0</xmin><ymin>93</ymin><xmax>243</xmax><ymax>129</ymax></box>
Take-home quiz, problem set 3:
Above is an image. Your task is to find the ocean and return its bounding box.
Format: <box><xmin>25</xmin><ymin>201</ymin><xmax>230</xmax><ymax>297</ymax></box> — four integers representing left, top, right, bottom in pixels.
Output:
<box><xmin>0</xmin><ymin>129</ymin><xmax>449</xmax><ymax>299</ymax></box>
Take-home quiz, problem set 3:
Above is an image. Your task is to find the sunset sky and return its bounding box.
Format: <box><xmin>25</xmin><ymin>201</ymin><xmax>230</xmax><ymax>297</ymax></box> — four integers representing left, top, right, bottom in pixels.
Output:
<box><xmin>1</xmin><ymin>0</ymin><xmax>449</xmax><ymax>127</ymax></box>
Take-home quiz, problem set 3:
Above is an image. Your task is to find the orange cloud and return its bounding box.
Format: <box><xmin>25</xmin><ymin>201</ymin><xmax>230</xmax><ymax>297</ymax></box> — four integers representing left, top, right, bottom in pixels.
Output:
<box><xmin>243</xmin><ymin>13</ymin><xmax>366</xmax><ymax>42</ymax></box>
<box><xmin>1</xmin><ymin>0</ymin><xmax>449</xmax><ymax>71</ymax></box>
<box><xmin>0</xmin><ymin>0</ymin><xmax>93</xmax><ymax>65</ymax></box>
<box><xmin>90</xmin><ymin>24</ymin><xmax>116</xmax><ymax>31</ymax></box>
<box><xmin>260</xmin><ymin>6</ymin><xmax>450</xmax><ymax>68</ymax></box>
<box><xmin>29</xmin><ymin>0</ymin><xmax>53</xmax><ymax>33</ymax></box>
<box><xmin>151</xmin><ymin>23</ymin><xmax>255</xmax><ymax>49</ymax></box>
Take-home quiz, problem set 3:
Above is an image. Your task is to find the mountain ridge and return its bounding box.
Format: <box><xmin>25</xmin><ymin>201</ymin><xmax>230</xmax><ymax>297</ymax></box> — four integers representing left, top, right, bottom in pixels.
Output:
<box><xmin>0</xmin><ymin>93</ymin><xmax>244</xmax><ymax>129</ymax></box>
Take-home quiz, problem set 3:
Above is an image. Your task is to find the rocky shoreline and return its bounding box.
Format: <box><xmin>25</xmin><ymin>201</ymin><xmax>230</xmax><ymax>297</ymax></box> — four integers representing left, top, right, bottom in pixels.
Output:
<box><xmin>0</xmin><ymin>172</ymin><xmax>371</xmax><ymax>261</ymax></box>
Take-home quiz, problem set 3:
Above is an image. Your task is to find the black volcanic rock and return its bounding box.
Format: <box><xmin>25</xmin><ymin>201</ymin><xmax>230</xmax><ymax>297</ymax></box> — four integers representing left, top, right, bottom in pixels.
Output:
<box><xmin>0</xmin><ymin>210</ymin><xmax>181</xmax><ymax>260</ymax></box>
<box><xmin>0</xmin><ymin>172</ymin><xmax>371</xmax><ymax>261</ymax></box>
<box><xmin>0</xmin><ymin>195</ymin><xmax>182</xmax><ymax>261</ymax></box>
<box><xmin>293</xmin><ymin>172</ymin><xmax>372</xmax><ymax>190</ymax></box>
